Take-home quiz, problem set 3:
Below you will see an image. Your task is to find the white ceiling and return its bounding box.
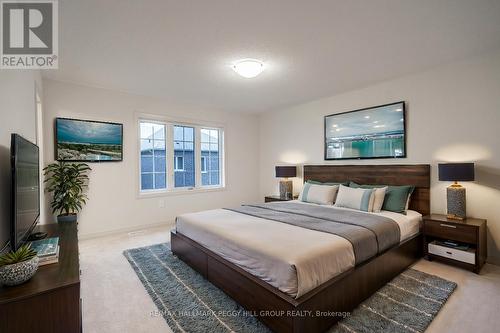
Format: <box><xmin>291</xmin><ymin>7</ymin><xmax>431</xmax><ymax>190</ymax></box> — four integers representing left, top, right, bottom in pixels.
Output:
<box><xmin>44</xmin><ymin>0</ymin><xmax>500</xmax><ymax>113</ymax></box>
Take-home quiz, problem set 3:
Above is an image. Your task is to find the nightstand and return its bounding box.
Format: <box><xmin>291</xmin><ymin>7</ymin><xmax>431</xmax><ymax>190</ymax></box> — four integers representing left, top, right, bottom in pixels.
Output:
<box><xmin>423</xmin><ymin>214</ymin><xmax>487</xmax><ymax>273</ymax></box>
<box><xmin>264</xmin><ymin>195</ymin><xmax>298</xmax><ymax>203</ymax></box>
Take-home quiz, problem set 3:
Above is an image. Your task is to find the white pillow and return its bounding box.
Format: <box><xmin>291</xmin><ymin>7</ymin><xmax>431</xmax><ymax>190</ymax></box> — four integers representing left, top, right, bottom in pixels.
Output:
<box><xmin>334</xmin><ymin>185</ymin><xmax>374</xmax><ymax>212</ymax></box>
<box><xmin>405</xmin><ymin>194</ymin><xmax>412</xmax><ymax>211</ymax></box>
<box><xmin>371</xmin><ymin>187</ymin><xmax>388</xmax><ymax>213</ymax></box>
<box><xmin>298</xmin><ymin>183</ymin><xmax>339</xmax><ymax>205</ymax></box>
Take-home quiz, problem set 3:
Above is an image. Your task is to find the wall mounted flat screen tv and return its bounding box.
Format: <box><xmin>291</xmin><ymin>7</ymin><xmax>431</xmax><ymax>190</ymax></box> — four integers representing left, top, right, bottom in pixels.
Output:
<box><xmin>324</xmin><ymin>101</ymin><xmax>406</xmax><ymax>160</ymax></box>
<box><xmin>55</xmin><ymin>118</ymin><xmax>123</xmax><ymax>162</ymax></box>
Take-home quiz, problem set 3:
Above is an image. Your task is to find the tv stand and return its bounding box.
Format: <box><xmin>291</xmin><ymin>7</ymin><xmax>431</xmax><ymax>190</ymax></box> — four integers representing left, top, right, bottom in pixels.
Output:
<box><xmin>26</xmin><ymin>231</ymin><xmax>48</xmax><ymax>241</ymax></box>
<box><xmin>0</xmin><ymin>223</ymin><xmax>81</xmax><ymax>333</ymax></box>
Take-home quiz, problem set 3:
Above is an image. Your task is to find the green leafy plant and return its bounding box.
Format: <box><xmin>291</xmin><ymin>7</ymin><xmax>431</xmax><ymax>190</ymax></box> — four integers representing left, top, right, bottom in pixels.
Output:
<box><xmin>43</xmin><ymin>161</ymin><xmax>91</xmax><ymax>216</ymax></box>
<box><xmin>0</xmin><ymin>244</ymin><xmax>37</xmax><ymax>267</ymax></box>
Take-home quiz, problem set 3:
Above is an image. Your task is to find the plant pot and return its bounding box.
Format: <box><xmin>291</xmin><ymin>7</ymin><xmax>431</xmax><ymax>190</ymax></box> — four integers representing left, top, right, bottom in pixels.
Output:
<box><xmin>0</xmin><ymin>256</ymin><xmax>39</xmax><ymax>286</ymax></box>
<box><xmin>57</xmin><ymin>214</ymin><xmax>77</xmax><ymax>223</ymax></box>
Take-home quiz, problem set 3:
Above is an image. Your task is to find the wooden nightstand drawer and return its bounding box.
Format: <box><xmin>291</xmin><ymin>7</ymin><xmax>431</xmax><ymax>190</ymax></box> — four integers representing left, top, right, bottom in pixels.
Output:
<box><xmin>424</xmin><ymin>219</ymin><xmax>477</xmax><ymax>244</ymax></box>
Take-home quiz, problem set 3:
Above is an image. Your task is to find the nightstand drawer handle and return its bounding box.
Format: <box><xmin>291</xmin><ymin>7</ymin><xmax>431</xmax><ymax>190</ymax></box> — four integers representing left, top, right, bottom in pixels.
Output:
<box><xmin>440</xmin><ymin>224</ymin><xmax>457</xmax><ymax>228</ymax></box>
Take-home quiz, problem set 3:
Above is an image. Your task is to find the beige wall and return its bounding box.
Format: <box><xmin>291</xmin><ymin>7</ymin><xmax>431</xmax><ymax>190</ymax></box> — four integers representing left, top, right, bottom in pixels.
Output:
<box><xmin>259</xmin><ymin>49</ymin><xmax>500</xmax><ymax>263</ymax></box>
<box><xmin>42</xmin><ymin>79</ymin><xmax>260</xmax><ymax>238</ymax></box>
<box><xmin>0</xmin><ymin>71</ymin><xmax>42</xmax><ymax>251</ymax></box>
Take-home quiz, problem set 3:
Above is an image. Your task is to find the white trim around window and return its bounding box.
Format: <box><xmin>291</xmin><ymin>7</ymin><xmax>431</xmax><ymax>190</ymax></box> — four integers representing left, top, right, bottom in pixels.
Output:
<box><xmin>136</xmin><ymin>112</ymin><xmax>226</xmax><ymax>197</ymax></box>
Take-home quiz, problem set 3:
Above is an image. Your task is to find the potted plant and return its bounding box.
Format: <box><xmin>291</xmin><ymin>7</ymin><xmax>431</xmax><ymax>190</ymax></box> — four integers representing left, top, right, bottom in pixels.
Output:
<box><xmin>44</xmin><ymin>161</ymin><xmax>91</xmax><ymax>223</ymax></box>
<box><xmin>0</xmin><ymin>244</ymin><xmax>39</xmax><ymax>286</ymax></box>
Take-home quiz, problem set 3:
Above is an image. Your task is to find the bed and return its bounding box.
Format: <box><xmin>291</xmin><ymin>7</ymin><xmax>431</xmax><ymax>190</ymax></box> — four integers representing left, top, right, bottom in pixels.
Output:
<box><xmin>171</xmin><ymin>164</ymin><xmax>430</xmax><ymax>333</ymax></box>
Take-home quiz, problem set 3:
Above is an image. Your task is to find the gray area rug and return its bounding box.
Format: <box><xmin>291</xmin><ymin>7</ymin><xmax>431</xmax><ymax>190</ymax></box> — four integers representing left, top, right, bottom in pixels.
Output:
<box><xmin>124</xmin><ymin>243</ymin><xmax>456</xmax><ymax>333</ymax></box>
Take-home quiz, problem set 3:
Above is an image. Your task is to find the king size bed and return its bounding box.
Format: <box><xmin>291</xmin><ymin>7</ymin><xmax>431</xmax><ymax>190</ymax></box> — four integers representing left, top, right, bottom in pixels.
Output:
<box><xmin>171</xmin><ymin>164</ymin><xmax>430</xmax><ymax>333</ymax></box>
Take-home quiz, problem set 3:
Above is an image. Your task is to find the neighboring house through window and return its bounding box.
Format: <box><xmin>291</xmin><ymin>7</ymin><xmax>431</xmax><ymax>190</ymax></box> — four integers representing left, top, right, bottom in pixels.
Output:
<box><xmin>139</xmin><ymin>118</ymin><xmax>224</xmax><ymax>193</ymax></box>
<box><xmin>139</xmin><ymin>121</ymin><xmax>166</xmax><ymax>191</ymax></box>
<box><xmin>201</xmin><ymin>128</ymin><xmax>221</xmax><ymax>186</ymax></box>
<box><xmin>201</xmin><ymin>156</ymin><xmax>207</xmax><ymax>173</ymax></box>
<box><xmin>175</xmin><ymin>156</ymin><xmax>184</xmax><ymax>171</ymax></box>
<box><xmin>173</xmin><ymin>125</ymin><xmax>194</xmax><ymax>188</ymax></box>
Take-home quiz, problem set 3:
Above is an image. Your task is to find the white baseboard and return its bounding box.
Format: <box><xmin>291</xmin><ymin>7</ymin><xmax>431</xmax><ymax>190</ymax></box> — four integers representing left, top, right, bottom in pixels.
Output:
<box><xmin>78</xmin><ymin>220</ymin><xmax>175</xmax><ymax>240</ymax></box>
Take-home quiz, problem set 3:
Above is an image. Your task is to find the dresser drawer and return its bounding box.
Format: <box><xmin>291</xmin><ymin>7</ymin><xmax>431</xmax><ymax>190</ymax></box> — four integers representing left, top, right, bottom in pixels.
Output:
<box><xmin>424</xmin><ymin>220</ymin><xmax>477</xmax><ymax>243</ymax></box>
<box><xmin>428</xmin><ymin>242</ymin><xmax>475</xmax><ymax>264</ymax></box>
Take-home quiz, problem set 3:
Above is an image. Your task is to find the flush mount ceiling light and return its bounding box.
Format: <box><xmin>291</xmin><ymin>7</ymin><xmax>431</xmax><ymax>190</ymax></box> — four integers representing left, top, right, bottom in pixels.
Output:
<box><xmin>232</xmin><ymin>59</ymin><xmax>264</xmax><ymax>78</ymax></box>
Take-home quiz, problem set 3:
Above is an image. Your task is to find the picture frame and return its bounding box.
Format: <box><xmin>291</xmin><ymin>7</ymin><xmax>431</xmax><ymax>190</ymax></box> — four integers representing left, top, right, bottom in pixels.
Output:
<box><xmin>324</xmin><ymin>101</ymin><xmax>406</xmax><ymax>160</ymax></box>
<box><xmin>55</xmin><ymin>117</ymin><xmax>124</xmax><ymax>162</ymax></box>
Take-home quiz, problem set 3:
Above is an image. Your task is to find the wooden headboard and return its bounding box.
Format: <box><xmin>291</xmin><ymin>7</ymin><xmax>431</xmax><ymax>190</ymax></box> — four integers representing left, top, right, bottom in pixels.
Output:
<box><xmin>303</xmin><ymin>164</ymin><xmax>431</xmax><ymax>215</ymax></box>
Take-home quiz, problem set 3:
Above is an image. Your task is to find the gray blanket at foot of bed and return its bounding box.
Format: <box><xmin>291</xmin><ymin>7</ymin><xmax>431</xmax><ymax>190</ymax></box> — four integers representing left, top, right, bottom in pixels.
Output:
<box><xmin>226</xmin><ymin>202</ymin><xmax>401</xmax><ymax>265</ymax></box>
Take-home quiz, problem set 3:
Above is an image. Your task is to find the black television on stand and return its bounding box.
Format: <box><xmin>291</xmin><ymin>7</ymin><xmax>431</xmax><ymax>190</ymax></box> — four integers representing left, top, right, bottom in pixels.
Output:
<box><xmin>10</xmin><ymin>134</ymin><xmax>41</xmax><ymax>251</ymax></box>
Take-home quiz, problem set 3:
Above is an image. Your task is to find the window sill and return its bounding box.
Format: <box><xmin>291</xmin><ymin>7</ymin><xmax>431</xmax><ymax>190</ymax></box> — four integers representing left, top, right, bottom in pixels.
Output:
<box><xmin>138</xmin><ymin>186</ymin><xmax>226</xmax><ymax>199</ymax></box>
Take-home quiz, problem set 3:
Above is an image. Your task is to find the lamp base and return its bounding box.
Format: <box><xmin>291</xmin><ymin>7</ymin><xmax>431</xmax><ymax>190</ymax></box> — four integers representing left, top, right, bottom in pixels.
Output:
<box><xmin>279</xmin><ymin>180</ymin><xmax>293</xmax><ymax>200</ymax></box>
<box><xmin>447</xmin><ymin>185</ymin><xmax>466</xmax><ymax>220</ymax></box>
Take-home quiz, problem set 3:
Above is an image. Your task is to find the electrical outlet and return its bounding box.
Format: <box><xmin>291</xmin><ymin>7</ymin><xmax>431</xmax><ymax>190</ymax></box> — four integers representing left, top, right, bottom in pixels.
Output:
<box><xmin>158</xmin><ymin>199</ymin><xmax>166</xmax><ymax>208</ymax></box>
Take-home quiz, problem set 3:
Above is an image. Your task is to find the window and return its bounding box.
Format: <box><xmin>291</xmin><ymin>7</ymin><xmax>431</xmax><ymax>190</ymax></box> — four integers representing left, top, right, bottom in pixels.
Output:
<box><xmin>200</xmin><ymin>156</ymin><xmax>207</xmax><ymax>173</ymax></box>
<box><xmin>201</xmin><ymin>128</ymin><xmax>221</xmax><ymax>186</ymax></box>
<box><xmin>140</xmin><ymin>122</ymin><xmax>166</xmax><ymax>191</ymax></box>
<box><xmin>139</xmin><ymin>119</ymin><xmax>224</xmax><ymax>193</ymax></box>
<box><xmin>174</xmin><ymin>156</ymin><xmax>184</xmax><ymax>171</ymax></box>
<box><xmin>174</xmin><ymin>125</ymin><xmax>195</xmax><ymax>188</ymax></box>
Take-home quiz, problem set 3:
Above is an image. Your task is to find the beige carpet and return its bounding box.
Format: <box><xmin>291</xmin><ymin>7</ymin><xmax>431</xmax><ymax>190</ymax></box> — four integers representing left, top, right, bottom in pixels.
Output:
<box><xmin>80</xmin><ymin>225</ymin><xmax>500</xmax><ymax>333</ymax></box>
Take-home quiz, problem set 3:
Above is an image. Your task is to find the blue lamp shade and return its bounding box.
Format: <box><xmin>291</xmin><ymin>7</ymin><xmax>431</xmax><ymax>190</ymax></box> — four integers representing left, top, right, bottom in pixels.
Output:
<box><xmin>438</xmin><ymin>163</ymin><xmax>475</xmax><ymax>182</ymax></box>
<box><xmin>275</xmin><ymin>166</ymin><xmax>296</xmax><ymax>178</ymax></box>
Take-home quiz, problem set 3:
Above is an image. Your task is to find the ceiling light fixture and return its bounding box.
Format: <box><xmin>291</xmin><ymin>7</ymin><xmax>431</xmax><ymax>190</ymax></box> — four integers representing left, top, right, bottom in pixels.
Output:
<box><xmin>232</xmin><ymin>59</ymin><xmax>264</xmax><ymax>78</ymax></box>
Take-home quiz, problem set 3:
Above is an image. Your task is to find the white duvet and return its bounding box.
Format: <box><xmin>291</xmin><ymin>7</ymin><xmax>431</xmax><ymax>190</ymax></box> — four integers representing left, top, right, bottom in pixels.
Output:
<box><xmin>175</xmin><ymin>201</ymin><xmax>421</xmax><ymax>298</ymax></box>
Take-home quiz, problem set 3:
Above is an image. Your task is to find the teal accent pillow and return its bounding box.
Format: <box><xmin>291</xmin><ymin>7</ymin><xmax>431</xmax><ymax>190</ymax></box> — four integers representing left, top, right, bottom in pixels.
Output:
<box><xmin>307</xmin><ymin>180</ymin><xmax>349</xmax><ymax>186</ymax></box>
<box><xmin>349</xmin><ymin>181</ymin><xmax>414</xmax><ymax>214</ymax></box>
<box><xmin>301</xmin><ymin>182</ymin><xmax>313</xmax><ymax>202</ymax></box>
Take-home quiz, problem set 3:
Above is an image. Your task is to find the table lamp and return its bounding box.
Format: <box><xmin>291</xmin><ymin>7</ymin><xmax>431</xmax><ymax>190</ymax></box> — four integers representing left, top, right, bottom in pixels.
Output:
<box><xmin>438</xmin><ymin>163</ymin><xmax>475</xmax><ymax>220</ymax></box>
<box><xmin>275</xmin><ymin>166</ymin><xmax>296</xmax><ymax>199</ymax></box>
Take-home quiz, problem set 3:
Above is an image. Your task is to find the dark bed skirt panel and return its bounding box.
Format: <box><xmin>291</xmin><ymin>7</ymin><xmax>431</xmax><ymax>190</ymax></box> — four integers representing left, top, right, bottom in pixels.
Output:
<box><xmin>171</xmin><ymin>231</ymin><xmax>423</xmax><ymax>333</ymax></box>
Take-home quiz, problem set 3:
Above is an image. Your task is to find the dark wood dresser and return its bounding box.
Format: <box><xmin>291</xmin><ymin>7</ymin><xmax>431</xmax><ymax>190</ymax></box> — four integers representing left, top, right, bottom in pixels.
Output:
<box><xmin>0</xmin><ymin>222</ymin><xmax>81</xmax><ymax>333</ymax></box>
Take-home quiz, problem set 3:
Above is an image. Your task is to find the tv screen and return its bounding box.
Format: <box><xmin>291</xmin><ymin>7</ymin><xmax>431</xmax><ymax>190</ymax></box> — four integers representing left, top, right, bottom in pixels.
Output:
<box><xmin>55</xmin><ymin>118</ymin><xmax>123</xmax><ymax>162</ymax></box>
<box><xmin>324</xmin><ymin>101</ymin><xmax>406</xmax><ymax>160</ymax></box>
<box><xmin>11</xmin><ymin>134</ymin><xmax>40</xmax><ymax>250</ymax></box>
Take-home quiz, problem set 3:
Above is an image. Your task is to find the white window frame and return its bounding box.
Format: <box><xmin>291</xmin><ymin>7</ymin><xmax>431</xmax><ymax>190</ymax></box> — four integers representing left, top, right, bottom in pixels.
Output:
<box><xmin>174</xmin><ymin>155</ymin><xmax>184</xmax><ymax>172</ymax></box>
<box><xmin>136</xmin><ymin>113</ymin><xmax>225</xmax><ymax>197</ymax></box>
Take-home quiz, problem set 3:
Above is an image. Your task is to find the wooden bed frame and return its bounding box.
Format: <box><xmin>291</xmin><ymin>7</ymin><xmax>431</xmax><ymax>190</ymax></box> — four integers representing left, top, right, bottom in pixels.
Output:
<box><xmin>171</xmin><ymin>164</ymin><xmax>430</xmax><ymax>333</ymax></box>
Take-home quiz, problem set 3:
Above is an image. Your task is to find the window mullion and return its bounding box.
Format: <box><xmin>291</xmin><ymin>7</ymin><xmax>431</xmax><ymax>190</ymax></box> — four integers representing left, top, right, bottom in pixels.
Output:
<box><xmin>166</xmin><ymin>123</ymin><xmax>174</xmax><ymax>190</ymax></box>
<box><xmin>195</xmin><ymin>126</ymin><xmax>202</xmax><ymax>189</ymax></box>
